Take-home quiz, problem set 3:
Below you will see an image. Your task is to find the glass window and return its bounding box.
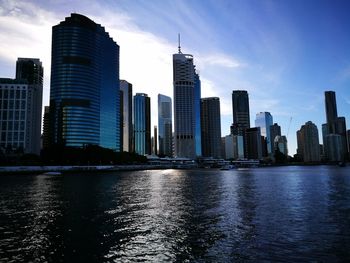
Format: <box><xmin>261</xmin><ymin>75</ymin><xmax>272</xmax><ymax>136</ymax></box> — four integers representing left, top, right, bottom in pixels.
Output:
<box><xmin>2</xmin><ymin>111</ymin><xmax>7</xmax><ymax>120</ymax></box>
<box><xmin>13</xmin><ymin>132</ymin><xmax>18</xmax><ymax>141</ymax></box>
<box><xmin>16</xmin><ymin>90</ymin><xmax>20</xmax><ymax>99</ymax></box>
<box><xmin>7</xmin><ymin>121</ymin><xmax>13</xmax><ymax>130</ymax></box>
<box><xmin>20</xmin><ymin>121</ymin><xmax>25</xmax><ymax>130</ymax></box>
<box><xmin>1</xmin><ymin>122</ymin><xmax>6</xmax><ymax>130</ymax></box>
<box><xmin>4</xmin><ymin>90</ymin><xmax>8</xmax><ymax>99</ymax></box>
<box><xmin>20</xmin><ymin>111</ymin><xmax>25</xmax><ymax>120</ymax></box>
<box><xmin>8</xmin><ymin>133</ymin><xmax>12</xmax><ymax>142</ymax></box>
<box><xmin>8</xmin><ymin>111</ymin><xmax>13</xmax><ymax>119</ymax></box>
<box><xmin>1</xmin><ymin>132</ymin><xmax>6</xmax><ymax>141</ymax></box>
<box><xmin>19</xmin><ymin>132</ymin><xmax>24</xmax><ymax>141</ymax></box>
<box><xmin>14</xmin><ymin>121</ymin><xmax>19</xmax><ymax>130</ymax></box>
<box><xmin>21</xmin><ymin>90</ymin><xmax>26</xmax><ymax>99</ymax></box>
<box><xmin>15</xmin><ymin>100</ymin><xmax>20</xmax><ymax>109</ymax></box>
<box><xmin>10</xmin><ymin>90</ymin><xmax>14</xmax><ymax>99</ymax></box>
<box><xmin>15</xmin><ymin>111</ymin><xmax>19</xmax><ymax>120</ymax></box>
<box><xmin>3</xmin><ymin>101</ymin><xmax>8</xmax><ymax>109</ymax></box>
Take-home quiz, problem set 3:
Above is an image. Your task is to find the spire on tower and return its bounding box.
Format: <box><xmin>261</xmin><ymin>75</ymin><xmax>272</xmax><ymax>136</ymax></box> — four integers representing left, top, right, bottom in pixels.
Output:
<box><xmin>178</xmin><ymin>33</ymin><xmax>182</xmax><ymax>53</ymax></box>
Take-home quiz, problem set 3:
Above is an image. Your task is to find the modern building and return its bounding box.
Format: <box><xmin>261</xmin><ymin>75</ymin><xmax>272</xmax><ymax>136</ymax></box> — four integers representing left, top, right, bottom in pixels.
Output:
<box><xmin>325</xmin><ymin>134</ymin><xmax>342</xmax><ymax>162</ymax></box>
<box><xmin>245</xmin><ymin>127</ymin><xmax>262</xmax><ymax>160</ymax></box>
<box><xmin>0</xmin><ymin>58</ymin><xmax>43</xmax><ymax>155</ymax></box>
<box><xmin>325</xmin><ymin>91</ymin><xmax>338</xmax><ymax>125</ymax></box>
<box><xmin>200</xmin><ymin>97</ymin><xmax>222</xmax><ymax>158</ymax></box>
<box><xmin>297</xmin><ymin>121</ymin><xmax>320</xmax><ymax>162</ymax></box>
<box><xmin>49</xmin><ymin>13</ymin><xmax>120</xmax><ymax>150</ymax></box>
<box><xmin>158</xmin><ymin>94</ymin><xmax>172</xmax><ymax>157</ymax></box>
<box><xmin>224</xmin><ymin>134</ymin><xmax>244</xmax><ymax>160</ymax></box>
<box><xmin>153</xmin><ymin>125</ymin><xmax>158</xmax><ymax>155</ymax></box>
<box><xmin>255</xmin><ymin>112</ymin><xmax>273</xmax><ymax>155</ymax></box>
<box><xmin>322</xmin><ymin>91</ymin><xmax>347</xmax><ymax>161</ymax></box>
<box><xmin>173</xmin><ymin>44</ymin><xmax>196</xmax><ymax>158</ymax></box>
<box><xmin>120</xmin><ymin>80</ymin><xmax>133</xmax><ymax>152</ymax></box>
<box><xmin>134</xmin><ymin>93</ymin><xmax>151</xmax><ymax>155</ymax></box>
<box><xmin>231</xmin><ymin>90</ymin><xmax>250</xmax><ymax>158</ymax></box>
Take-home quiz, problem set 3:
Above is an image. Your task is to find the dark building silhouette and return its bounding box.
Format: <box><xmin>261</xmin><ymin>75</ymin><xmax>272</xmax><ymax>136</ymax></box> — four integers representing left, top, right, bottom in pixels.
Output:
<box><xmin>325</xmin><ymin>91</ymin><xmax>338</xmax><ymax>125</ymax></box>
<box><xmin>270</xmin><ymin>123</ymin><xmax>281</xmax><ymax>151</ymax></box>
<box><xmin>49</xmin><ymin>13</ymin><xmax>120</xmax><ymax>150</ymax></box>
<box><xmin>245</xmin><ymin>127</ymin><xmax>262</xmax><ymax>159</ymax></box>
<box><xmin>200</xmin><ymin>97</ymin><xmax>222</xmax><ymax>158</ymax></box>
<box><xmin>158</xmin><ymin>94</ymin><xmax>172</xmax><ymax>157</ymax></box>
<box><xmin>297</xmin><ymin>121</ymin><xmax>320</xmax><ymax>162</ymax></box>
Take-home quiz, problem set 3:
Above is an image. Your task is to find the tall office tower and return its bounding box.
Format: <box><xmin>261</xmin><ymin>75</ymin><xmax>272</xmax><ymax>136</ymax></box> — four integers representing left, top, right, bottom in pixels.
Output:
<box><xmin>347</xmin><ymin>130</ymin><xmax>350</xmax><ymax>159</ymax></box>
<box><xmin>42</xmin><ymin>106</ymin><xmax>51</xmax><ymax>149</ymax></box>
<box><xmin>134</xmin><ymin>93</ymin><xmax>151</xmax><ymax>155</ymax></box>
<box><xmin>255</xmin><ymin>112</ymin><xmax>273</xmax><ymax>155</ymax></box>
<box><xmin>194</xmin><ymin>72</ymin><xmax>202</xmax><ymax>157</ymax></box>
<box><xmin>325</xmin><ymin>91</ymin><xmax>338</xmax><ymax>125</ymax></box>
<box><xmin>232</xmin><ymin>90</ymin><xmax>250</xmax><ymax>157</ymax></box>
<box><xmin>120</xmin><ymin>80</ymin><xmax>133</xmax><ymax>152</ymax></box>
<box><xmin>245</xmin><ymin>127</ymin><xmax>262</xmax><ymax>160</ymax></box>
<box><xmin>50</xmin><ymin>14</ymin><xmax>120</xmax><ymax>150</ymax></box>
<box><xmin>158</xmin><ymin>94</ymin><xmax>172</xmax><ymax>157</ymax></box>
<box><xmin>16</xmin><ymin>58</ymin><xmax>43</xmax><ymax>154</ymax></box>
<box><xmin>200</xmin><ymin>97</ymin><xmax>222</xmax><ymax>158</ymax></box>
<box><xmin>173</xmin><ymin>43</ymin><xmax>196</xmax><ymax>158</ymax></box>
<box><xmin>270</xmin><ymin>123</ymin><xmax>281</xmax><ymax>151</ymax></box>
<box><xmin>297</xmin><ymin>121</ymin><xmax>320</xmax><ymax>162</ymax></box>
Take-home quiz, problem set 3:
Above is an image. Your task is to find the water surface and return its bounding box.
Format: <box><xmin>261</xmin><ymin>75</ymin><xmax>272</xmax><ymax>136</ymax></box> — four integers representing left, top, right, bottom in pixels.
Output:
<box><xmin>1</xmin><ymin>166</ymin><xmax>350</xmax><ymax>262</ymax></box>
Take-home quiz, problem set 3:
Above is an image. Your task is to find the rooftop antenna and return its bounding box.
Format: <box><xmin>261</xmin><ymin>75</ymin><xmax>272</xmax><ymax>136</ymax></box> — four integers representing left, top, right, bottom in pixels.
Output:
<box><xmin>178</xmin><ymin>33</ymin><xmax>182</xmax><ymax>53</ymax></box>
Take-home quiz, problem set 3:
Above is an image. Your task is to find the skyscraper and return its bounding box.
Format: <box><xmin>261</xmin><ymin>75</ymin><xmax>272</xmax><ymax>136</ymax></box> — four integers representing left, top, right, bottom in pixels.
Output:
<box><xmin>245</xmin><ymin>127</ymin><xmax>262</xmax><ymax>160</ymax></box>
<box><xmin>297</xmin><ymin>121</ymin><xmax>320</xmax><ymax>162</ymax></box>
<box><xmin>173</xmin><ymin>43</ymin><xmax>196</xmax><ymax>158</ymax></box>
<box><xmin>200</xmin><ymin>97</ymin><xmax>222</xmax><ymax>158</ymax></box>
<box><xmin>49</xmin><ymin>13</ymin><xmax>120</xmax><ymax>150</ymax></box>
<box><xmin>325</xmin><ymin>91</ymin><xmax>337</xmax><ymax>125</ymax></box>
<box><xmin>134</xmin><ymin>93</ymin><xmax>151</xmax><ymax>155</ymax></box>
<box><xmin>0</xmin><ymin>58</ymin><xmax>43</xmax><ymax>155</ymax></box>
<box><xmin>120</xmin><ymin>80</ymin><xmax>133</xmax><ymax>152</ymax></box>
<box><xmin>255</xmin><ymin>112</ymin><xmax>273</xmax><ymax>155</ymax></box>
<box><xmin>158</xmin><ymin>94</ymin><xmax>172</xmax><ymax>157</ymax></box>
<box><xmin>270</xmin><ymin>123</ymin><xmax>281</xmax><ymax>152</ymax></box>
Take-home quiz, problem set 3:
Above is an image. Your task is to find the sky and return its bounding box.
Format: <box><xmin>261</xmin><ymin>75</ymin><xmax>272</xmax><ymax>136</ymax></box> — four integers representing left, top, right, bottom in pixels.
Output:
<box><xmin>1</xmin><ymin>0</ymin><xmax>350</xmax><ymax>155</ymax></box>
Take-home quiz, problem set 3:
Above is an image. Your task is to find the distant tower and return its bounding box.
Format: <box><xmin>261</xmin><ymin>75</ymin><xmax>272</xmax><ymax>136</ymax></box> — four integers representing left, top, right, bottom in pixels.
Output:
<box><xmin>245</xmin><ymin>127</ymin><xmax>262</xmax><ymax>160</ymax></box>
<box><xmin>120</xmin><ymin>80</ymin><xmax>133</xmax><ymax>152</ymax></box>
<box><xmin>194</xmin><ymin>71</ymin><xmax>202</xmax><ymax>157</ymax></box>
<box><xmin>200</xmin><ymin>97</ymin><xmax>222</xmax><ymax>158</ymax></box>
<box><xmin>270</xmin><ymin>123</ymin><xmax>281</xmax><ymax>152</ymax></box>
<box><xmin>173</xmin><ymin>38</ymin><xmax>196</xmax><ymax>158</ymax></box>
<box><xmin>158</xmin><ymin>94</ymin><xmax>172</xmax><ymax>157</ymax></box>
<box><xmin>134</xmin><ymin>93</ymin><xmax>151</xmax><ymax>155</ymax></box>
<box><xmin>297</xmin><ymin>121</ymin><xmax>320</xmax><ymax>162</ymax></box>
<box><xmin>325</xmin><ymin>91</ymin><xmax>338</xmax><ymax>125</ymax></box>
<box><xmin>255</xmin><ymin>112</ymin><xmax>273</xmax><ymax>155</ymax></box>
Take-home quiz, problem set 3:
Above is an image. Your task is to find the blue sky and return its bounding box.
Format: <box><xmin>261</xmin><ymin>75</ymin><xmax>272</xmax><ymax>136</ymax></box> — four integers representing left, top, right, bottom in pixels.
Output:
<box><xmin>1</xmin><ymin>0</ymin><xmax>350</xmax><ymax>154</ymax></box>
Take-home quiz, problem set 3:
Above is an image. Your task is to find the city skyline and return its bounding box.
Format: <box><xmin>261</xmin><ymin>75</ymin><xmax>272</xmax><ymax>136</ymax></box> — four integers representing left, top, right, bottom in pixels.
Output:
<box><xmin>1</xmin><ymin>1</ymin><xmax>350</xmax><ymax>154</ymax></box>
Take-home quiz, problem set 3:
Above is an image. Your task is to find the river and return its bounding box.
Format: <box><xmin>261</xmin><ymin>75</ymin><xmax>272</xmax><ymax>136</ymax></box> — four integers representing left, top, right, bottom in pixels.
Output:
<box><xmin>0</xmin><ymin>166</ymin><xmax>349</xmax><ymax>262</ymax></box>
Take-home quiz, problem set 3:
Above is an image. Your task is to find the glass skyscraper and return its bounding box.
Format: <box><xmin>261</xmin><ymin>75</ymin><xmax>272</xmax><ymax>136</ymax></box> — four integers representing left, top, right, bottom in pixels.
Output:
<box><xmin>194</xmin><ymin>72</ymin><xmax>202</xmax><ymax>157</ymax></box>
<box><xmin>255</xmin><ymin>112</ymin><xmax>273</xmax><ymax>155</ymax></box>
<box><xmin>158</xmin><ymin>94</ymin><xmax>172</xmax><ymax>157</ymax></box>
<box><xmin>49</xmin><ymin>13</ymin><xmax>120</xmax><ymax>150</ymax></box>
<box><xmin>134</xmin><ymin>93</ymin><xmax>151</xmax><ymax>155</ymax></box>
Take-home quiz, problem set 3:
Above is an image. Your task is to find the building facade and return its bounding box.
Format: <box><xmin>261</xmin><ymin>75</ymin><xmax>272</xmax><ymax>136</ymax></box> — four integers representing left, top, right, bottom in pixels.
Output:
<box><xmin>158</xmin><ymin>94</ymin><xmax>172</xmax><ymax>157</ymax></box>
<box><xmin>194</xmin><ymin>72</ymin><xmax>202</xmax><ymax>157</ymax></box>
<box><xmin>245</xmin><ymin>127</ymin><xmax>262</xmax><ymax>160</ymax></box>
<box><xmin>134</xmin><ymin>93</ymin><xmax>151</xmax><ymax>155</ymax></box>
<box><xmin>200</xmin><ymin>97</ymin><xmax>222</xmax><ymax>158</ymax></box>
<box><xmin>0</xmin><ymin>58</ymin><xmax>43</xmax><ymax>155</ymax></box>
<box><xmin>173</xmin><ymin>47</ymin><xmax>196</xmax><ymax>158</ymax></box>
<box><xmin>297</xmin><ymin>121</ymin><xmax>320</xmax><ymax>162</ymax></box>
<box><xmin>255</xmin><ymin>112</ymin><xmax>273</xmax><ymax>155</ymax></box>
<box><xmin>49</xmin><ymin>13</ymin><xmax>120</xmax><ymax>150</ymax></box>
<box><xmin>120</xmin><ymin>80</ymin><xmax>133</xmax><ymax>152</ymax></box>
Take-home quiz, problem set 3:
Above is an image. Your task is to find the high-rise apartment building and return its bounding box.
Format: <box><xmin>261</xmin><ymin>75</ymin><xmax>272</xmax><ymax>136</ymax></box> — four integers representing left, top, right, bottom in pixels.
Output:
<box><xmin>158</xmin><ymin>94</ymin><xmax>172</xmax><ymax>157</ymax></box>
<box><xmin>270</xmin><ymin>123</ymin><xmax>281</xmax><ymax>152</ymax></box>
<box><xmin>255</xmin><ymin>112</ymin><xmax>273</xmax><ymax>155</ymax></box>
<box><xmin>0</xmin><ymin>58</ymin><xmax>43</xmax><ymax>155</ymax></box>
<box><xmin>49</xmin><ymin>13</ymin><xmax>120</xmax><ymax>150</ymax></box>
<box><xmin>173</xmin><ymin>45</ymin><xmax>196</xmax><ymax>158</ymax></box>
<box><xmin>200</xmin><ymin>97</ymin><xmax>222</xmax><ymax>158</ymax></box>
<box><xmin>297</xmin><ymin>121</ymin><xmax>320</xmax><ymax>162</ymax></box>
<box><xmin>120</xmin><ymin>80</ymin><xmax>133</xmax><ymax>152</ymax></box>
<box><xmin>134</xmin><ymin>93</ymin><xmax>151</xmax><ymax>155</ymax></box>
